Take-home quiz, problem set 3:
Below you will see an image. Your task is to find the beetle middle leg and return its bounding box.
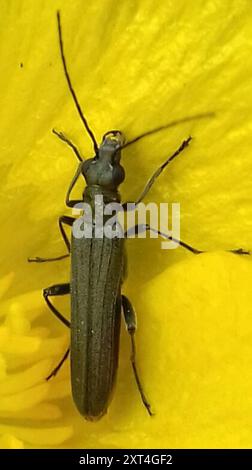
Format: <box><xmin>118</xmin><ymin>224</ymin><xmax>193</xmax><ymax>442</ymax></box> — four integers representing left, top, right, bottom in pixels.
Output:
<box><xmin>122</xmin><ymin>136</ymin><xmax>192</xmax><ymax>210</ymax></box>
<box><xmin>125</xmin><ymin>224</ymin><xmax>203</xmax><ymax>254</ymax></box>
<box><xmin>121</xmin><ymin>295</ymin><xmax>153</xmax><ymax>416</ymax></box>
<box><xmin>28</xmin><ymin>215</ymin><xmax>75</xmax><ymax>263</ymax></box>
<box><xmin>53</xmin><ymin>129</ymin><xmax>83</xmax><ymax>163</ymax></box>
<box><xmin>125</xmin><ymin>224</ymin><xmax>250</xmax><ymax>255</ymax></box>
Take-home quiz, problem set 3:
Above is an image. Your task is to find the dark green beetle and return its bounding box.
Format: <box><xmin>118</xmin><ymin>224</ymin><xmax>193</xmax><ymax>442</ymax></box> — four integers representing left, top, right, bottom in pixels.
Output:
<box><xmin>29</xmin><ymin>11</ymin><xmax>247</xmax><ymax>420</ymax></box>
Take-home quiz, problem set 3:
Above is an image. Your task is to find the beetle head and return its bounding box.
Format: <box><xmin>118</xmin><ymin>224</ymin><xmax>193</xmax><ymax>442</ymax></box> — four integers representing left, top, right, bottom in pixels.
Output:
<box><xmin>82</xmin><ymin>130</ymin><xmax>125</xmax><ymax>189</ymax></box>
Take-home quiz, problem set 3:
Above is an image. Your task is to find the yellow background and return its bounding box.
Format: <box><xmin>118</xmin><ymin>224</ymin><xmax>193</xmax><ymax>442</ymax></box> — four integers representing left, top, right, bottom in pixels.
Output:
<box><xmin>0</xmin><ymin>0</ymin><xmax>251</xmax><ymax>448</ymax></box>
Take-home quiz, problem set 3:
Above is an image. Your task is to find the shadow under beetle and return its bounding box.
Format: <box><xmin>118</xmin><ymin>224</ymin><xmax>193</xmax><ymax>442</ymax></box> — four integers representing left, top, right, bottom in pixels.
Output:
<box><xmin>29</xmin><ymin>11</ymin><xmax>249</xmax><ymax>420</ymax></box>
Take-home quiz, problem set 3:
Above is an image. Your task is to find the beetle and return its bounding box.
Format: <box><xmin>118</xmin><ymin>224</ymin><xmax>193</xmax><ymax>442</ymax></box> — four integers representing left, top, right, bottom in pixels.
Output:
<box><xmin>29</xmin><ymin>11</ymin><xmax>248</xmax><ymax>420</ymax></box>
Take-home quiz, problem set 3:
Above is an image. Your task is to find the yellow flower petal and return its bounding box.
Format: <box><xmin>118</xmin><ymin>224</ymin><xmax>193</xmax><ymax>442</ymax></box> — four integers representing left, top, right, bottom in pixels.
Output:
<box><xmin>0</xmin><ymin>425</ymin><xmax>73</xmax><ymax>447</ymax></box>
<box><xmin>0</xmin><ymin>404</ymin><xmax>62</xmax><ymax>421</ymax></box>
<box><xmin>0</xmin><ymin>0</ymin><xmax>252</xmax><ymax>449</ymax></box>
<box><xmin>0</xmin><ymin>328</ymin><xmax>41</xmax><ymax>355</ymax></box>
<box><xmin>49</xmin><ymin>379</ymin><xmax>71</xmax><ymax>400</ymax></box>
<box><xmin>0</xmin><ymin>359</ymin><xmax>52</xmax><ymax>395</ymax></box>
<box><xmin>0</xmin><ymin>291</ymin><xmax>45</xmax><ymax>321</ymax></box>
<box><xmin>0</xmin><ymin>434</ymin><xmax>24</xmax><ymax>449</ymax></box>
<box><xmin>0</xmin><ymin>382</ymin><xmax>50</xmax><ymax>413</ymax></box>
<box><xmin>0</xmin><ymin>274</ymin><xmax>14</xmax><ymax>299</ymax></box>
<box><xmin>0</xmin><ymin>285</ymin><xmax>72</xmax><ymax>446</ymax></box>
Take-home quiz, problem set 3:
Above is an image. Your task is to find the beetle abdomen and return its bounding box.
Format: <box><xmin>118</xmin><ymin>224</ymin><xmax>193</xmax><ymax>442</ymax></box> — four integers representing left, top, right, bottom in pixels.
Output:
<box><xmin>71</xmin><ymin>235</ymin><xmax>124</xmax><ymax>419</ymax></box>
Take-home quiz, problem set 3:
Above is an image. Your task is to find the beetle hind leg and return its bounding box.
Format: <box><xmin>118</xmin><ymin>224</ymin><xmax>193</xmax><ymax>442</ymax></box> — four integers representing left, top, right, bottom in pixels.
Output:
<box><xmin>43</xmin><ymin>282</ymin><xmax>71</xmax><ymax>328</ymax></box>
<box><xmin>121</xmin><ymin>295</ymin><xmax>153</xmax><ymax>417</ymax></box>
<box><xmin>43</xmin><ymin>282</ymin><xmax>71</xmax><ymax>380</ymax></box>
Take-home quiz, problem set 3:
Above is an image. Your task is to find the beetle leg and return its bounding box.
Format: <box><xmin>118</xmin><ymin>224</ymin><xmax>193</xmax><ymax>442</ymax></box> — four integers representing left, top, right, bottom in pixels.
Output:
<box><xmin>146</xmin><ymin>226</ymin><xmax>249</xmax><ymax>255</ymax></box>
<box><xmin>65</xmin><ymin>162</ymin><xmax>85</xmax><ymax>208</ymax></box>
<box><xmin>124</xmin><ymin>224</ymin><xmax>250</xmax><ymax>255</ymax></box>
<box><xmin>124</xmin><ymin>224</ymin><xmax>203</xmax><ymax>254</ymax></box>
<box><xmin>229</xmin><ymin>248</ymin><xmax>250</xmax><ymax>255</ymax></box>
<box><xmin>58</xmin><ymin>215</ymin><xmax>75</xmax><ymax>252</ymax></box>
<box><xmin>52</xmin><ymin>135</ymin><xmax>86</xmax><ymax>208</ymax></box>
<box><xmin>43</xmin><ymin>282</ymin><xmax>71</xmax><ymax>328</ymax></box>
<box><xmin>43</xmin><ymin>281</ymin><xmax>71</xmax><ymax>380</ymax></box>
<box><xmin>46</xmin><ymin>347</ymin><xmax>70</xmax><ymax>381</ymax></box>
<box><xmin>53</xmin><ymin>129</ymin><xmax>83</xmax><ymax>162</ymax></box>
<box><xmin>28</xmin><ymin>215</ymin><xmax>75</xmax><ymax>263</ymax></box>
<box><xmin>122</xmin><ymin>137</ymin><xmax>191</xmax><ymax>210</ymax></box>
<box><xmin>121</xmin><ymin>295</ymin><xmax>153</xmax><ymax>417</ymax></box>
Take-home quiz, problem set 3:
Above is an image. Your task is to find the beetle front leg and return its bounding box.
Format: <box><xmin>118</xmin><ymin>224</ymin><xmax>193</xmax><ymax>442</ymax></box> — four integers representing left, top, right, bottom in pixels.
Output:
<box><xmin>121</xmin><ymin>295</ymin><xmax>153</xmax><ymax>417</ymax></box>
<box><xmin>53</xmin><ymin>129</ymin><xmax>83</xmax><ymax>163</ymax></box>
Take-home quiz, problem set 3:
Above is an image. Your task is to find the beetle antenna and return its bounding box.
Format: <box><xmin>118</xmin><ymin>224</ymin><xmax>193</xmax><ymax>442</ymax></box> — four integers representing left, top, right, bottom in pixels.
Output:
<box><xmin>56</xmin><ymin>11</ymin><xmax>99</xmax><ymax>154</ymax></box>
<box><xmin>122</xmin><ymin>112</ymin><xmax>215</xmax><ymax>149</ymax></box>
